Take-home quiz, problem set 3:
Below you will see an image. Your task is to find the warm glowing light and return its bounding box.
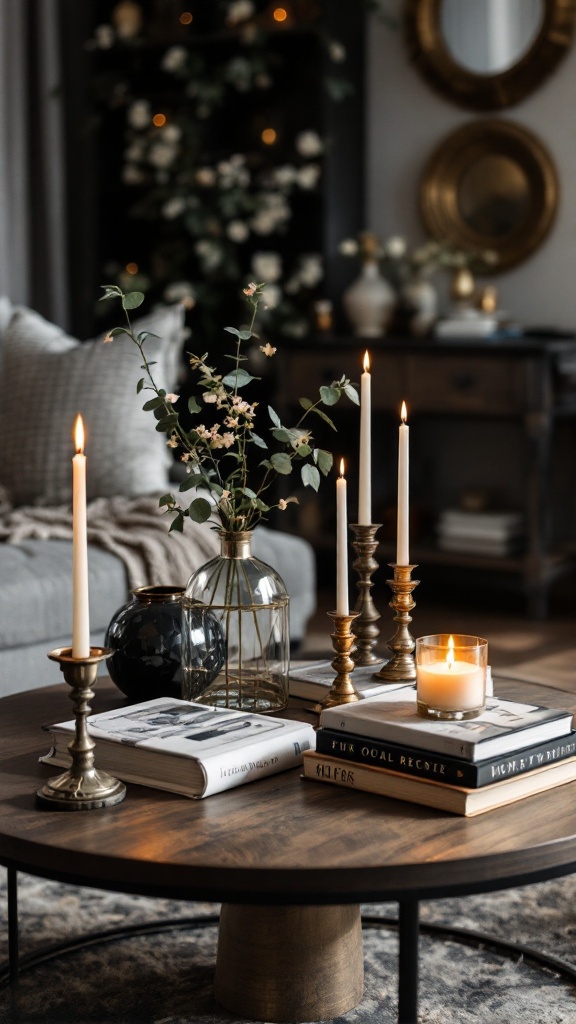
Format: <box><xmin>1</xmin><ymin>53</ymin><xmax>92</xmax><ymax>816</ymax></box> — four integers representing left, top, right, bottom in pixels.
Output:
<box><xmin>261</xmin><ymin>128</ymin><xmax>277</xmax><ymax>145</ymax></box>
<box><xmin>74</xmin><ymin>415</ymin><xmax>85</xmax><ymax>454</ymax></box>
<box><xmin>400</xmin><ymin>400</ymin><xmax>407</xmax><ymax>423</ymax></box>
<box><xmin>153</xmin><ymin>113</ymin><xmax>167</xmax><ymax>127</ymax></box>
<box><xmin>446</xmin><ymin>635</ymin><xmax>455</xmax><ymax>669</ymax></box>
<box><xmin>125</xmin><ymin>262</ymin><xmax>139</xmax><ymax>275</ymax></box>
<box><xmin>363</xmin><ymin>350</ymin><xmax>370</xmax><ymax>373</ymax></box>
<box><xmin>180</xmin><ymin>11</ymin><xmax>193</xmax><ymax>24</ymax></box>
<box><xmin>273</xmin><ymin>7</ymin><xmax>288</xmax><ymax>21</ymax></box>
<box><xmin>339</xmin><ymin>458</ymin><xmax>345</xmax><ymax>477</ymax></box>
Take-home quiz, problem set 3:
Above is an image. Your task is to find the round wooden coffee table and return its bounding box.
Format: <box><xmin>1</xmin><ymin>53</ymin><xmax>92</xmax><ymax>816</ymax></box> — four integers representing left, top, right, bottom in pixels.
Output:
<box><xmin>1</xmin><ymin>678</ymin><xmax>576</xmax><ymax>1023</ymax></box>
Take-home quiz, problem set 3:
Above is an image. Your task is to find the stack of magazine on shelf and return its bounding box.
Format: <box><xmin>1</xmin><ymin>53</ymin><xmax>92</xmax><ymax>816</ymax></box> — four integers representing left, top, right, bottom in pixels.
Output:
<box><xmin>303</xmin><ymin>686</ymin><xmax>576</xmax><ymax>816</ymax></box>
<box><xmin>40</xmin><ymin>697</ymin><xmax>316</xmax><ymax>799</ymax></box>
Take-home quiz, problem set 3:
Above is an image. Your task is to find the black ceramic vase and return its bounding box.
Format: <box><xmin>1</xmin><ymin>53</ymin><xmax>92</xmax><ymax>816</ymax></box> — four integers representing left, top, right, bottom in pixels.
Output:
<box><xmin>105</xmin><ymin>585</ymin><xmax>225</xmax><ymax>702</ymax></box>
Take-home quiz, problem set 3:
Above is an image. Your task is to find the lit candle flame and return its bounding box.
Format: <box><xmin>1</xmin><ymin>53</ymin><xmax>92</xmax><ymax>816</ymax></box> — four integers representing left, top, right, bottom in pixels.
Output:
<box><xmin>363</xmin><ymin>350</ymin><xmax>370</xmax><ymax>373</ymax></box>
<box><xmin>339</xmin><ymin>457</ymin><xmax>345</xmax><ymax>478</ymax></box>
<box><xmin>400</xmin><ymin>400</ymin><xmax>407</xmax><ymax>424</ymax></box>
<box><xmin>74</xmin><ymin>414</ymin><xmax>85</xmax><ymax>454</ymax></box>
<box><xmin>447</xmin><ymin>634</ymin><xmax>454</xmax><ymax>670</ymax></box>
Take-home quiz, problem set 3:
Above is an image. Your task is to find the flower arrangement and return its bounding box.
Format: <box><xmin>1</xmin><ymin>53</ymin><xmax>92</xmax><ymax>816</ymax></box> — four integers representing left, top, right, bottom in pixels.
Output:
<box><xmin>339</xmin><ymin>232</ymin><xmax>498</xmax><ymax>290</ymax></box>
<box><xmin>101</xmin><ymin>282</ymin><xmax>358</xmax><ymax>534</ymax></box>
<box><xmin>89</xmin><ymin>1</ymin><xmax>353</xmax><ymax>339</ymax></box>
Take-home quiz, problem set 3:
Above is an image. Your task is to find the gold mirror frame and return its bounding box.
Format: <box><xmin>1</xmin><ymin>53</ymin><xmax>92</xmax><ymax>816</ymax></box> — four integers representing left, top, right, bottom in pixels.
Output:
<box><xmin>404</xmin><ymin>0</ymin><xmax>576</xmax><ymax>110</ymax></box>
<box><xmin>419</xmin><ymin>119</ymin><xmax>559</xmax><ymax>272</ymax></box>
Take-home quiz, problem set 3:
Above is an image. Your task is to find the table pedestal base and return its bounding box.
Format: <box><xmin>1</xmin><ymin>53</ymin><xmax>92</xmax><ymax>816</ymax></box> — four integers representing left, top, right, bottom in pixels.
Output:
<box><xmin>214</xmin><ymin>902</ymin><xmax>364</xmax><ymax>1022</ymax></box>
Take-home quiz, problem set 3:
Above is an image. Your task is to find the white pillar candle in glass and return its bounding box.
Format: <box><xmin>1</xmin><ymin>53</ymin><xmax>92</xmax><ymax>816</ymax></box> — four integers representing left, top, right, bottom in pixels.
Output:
<box><xmin>336</xmin><ymin>459</ymin><xmax>349</xmax><ymax>615</ymax></box>
<box><xmin>72</xmin><ymin>415</ymin><xmax>90</xmax><ymax>659</ymax></box>
<box><xmin>396</xmin><ymin>401</ymin><xmax>409</xmax><ymax>565</ymax></box>
<box><xmin>416</xmin><ymin>634</ymin><xmax>488</xmax><ymax>720</ymax></box>
<box><xmin>358</xmin><ymin>350</ymin><xmax>371</xmax><ymax>525</ymax></box>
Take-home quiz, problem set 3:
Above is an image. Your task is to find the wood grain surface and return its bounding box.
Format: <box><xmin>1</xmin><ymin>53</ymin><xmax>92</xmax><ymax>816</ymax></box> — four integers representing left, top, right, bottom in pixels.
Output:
<box><xmin>2</xmin><ymin>679</ymin><xmax>576</xmax><ymax>904</ymax></box>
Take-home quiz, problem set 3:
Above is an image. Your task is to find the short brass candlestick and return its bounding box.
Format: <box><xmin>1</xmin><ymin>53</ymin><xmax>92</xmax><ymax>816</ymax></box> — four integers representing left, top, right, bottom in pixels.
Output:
<box><xmin>37</xmin><ymin>646</ymin><xmax>126</xmax><ymax>811</ymax></box>
<box><xmin>313</xmin><ymin>611</ymin><xmax>360</xmax><ymax>714</ymax></box>
<box><xmin>350</xmin><ymin>523</ymin><xmax>381</xmax><ymax>666</ymax></box>
<box><xmin>373</xmin><ymin>564</ymin><xmax>419</xmax><ymax>683</ymax></box>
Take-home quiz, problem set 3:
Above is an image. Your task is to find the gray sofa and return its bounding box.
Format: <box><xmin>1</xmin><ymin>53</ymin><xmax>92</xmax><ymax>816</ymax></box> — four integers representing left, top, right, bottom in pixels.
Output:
<box><xmin>0</xmin><ymin>299</ymin><xmax>316</xmax><ymax>697</ymax></box>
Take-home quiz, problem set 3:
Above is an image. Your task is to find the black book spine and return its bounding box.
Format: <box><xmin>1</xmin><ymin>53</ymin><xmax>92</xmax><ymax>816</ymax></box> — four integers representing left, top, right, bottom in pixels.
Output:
<box><xmin>315</xmin><ymin>728</ymin><xmax>576</xmax><ymax>788</ymax></box>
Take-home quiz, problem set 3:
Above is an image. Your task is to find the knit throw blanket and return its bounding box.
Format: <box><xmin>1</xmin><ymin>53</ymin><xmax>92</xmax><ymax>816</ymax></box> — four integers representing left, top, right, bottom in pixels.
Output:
<box><xmin>0</xmin><ymin>495</ymin><xmax>220</xmax><ymax>589</ymax></box>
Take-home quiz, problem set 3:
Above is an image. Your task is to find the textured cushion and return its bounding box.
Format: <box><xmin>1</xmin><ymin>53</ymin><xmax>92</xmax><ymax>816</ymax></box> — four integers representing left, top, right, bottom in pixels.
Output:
<box><xmin>0</xmin><ymin>304</ymin><xmax>185</xmax><ymax>506</ymax></box>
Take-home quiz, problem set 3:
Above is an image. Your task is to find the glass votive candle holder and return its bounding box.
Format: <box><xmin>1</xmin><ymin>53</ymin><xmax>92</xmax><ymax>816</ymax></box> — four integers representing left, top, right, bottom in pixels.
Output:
<box><xmin>416</xmin><ymin>634</ymin><xmax>488</xmax><ymax>721</ymax></box>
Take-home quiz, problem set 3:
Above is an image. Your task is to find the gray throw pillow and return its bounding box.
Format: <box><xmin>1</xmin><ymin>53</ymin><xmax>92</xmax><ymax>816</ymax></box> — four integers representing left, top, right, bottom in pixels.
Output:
<box><xmin>0</xmin><ymin>304</ymin><xmax>185</xmax><ymax>506</ymax></box>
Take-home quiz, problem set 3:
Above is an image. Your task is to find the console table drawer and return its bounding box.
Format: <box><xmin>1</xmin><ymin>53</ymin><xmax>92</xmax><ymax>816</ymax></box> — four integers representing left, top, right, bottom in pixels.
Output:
<box><xmin>406</xmin><ymin>355</ymin><xmax>525</xmax><ymax>414</ymax></box>
<box><xmin>279</xmin><ymin>351</ymin><xmax>403</xmax><ymax>409</ymax></box>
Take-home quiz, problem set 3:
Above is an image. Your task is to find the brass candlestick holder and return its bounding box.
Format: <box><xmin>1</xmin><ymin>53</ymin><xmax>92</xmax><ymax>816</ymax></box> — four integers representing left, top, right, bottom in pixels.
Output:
<box><xmin>37</xmin><ymin>646</ymin><xmax>127</xmax><ymax>811</ymax></box>
<box><xmin>350</xmin><ymin>523</ymin><xmax>381</xmax><ymax>666</ymax></box>
<box><xmin>373</xmin><ymin>564</ymin><xmax>419</xmax><ymax>683</ymax></box>
<box><xmin>313</xmin><ymin>611</ymin><xmax>360</xmax><ymax>715</ymax></box>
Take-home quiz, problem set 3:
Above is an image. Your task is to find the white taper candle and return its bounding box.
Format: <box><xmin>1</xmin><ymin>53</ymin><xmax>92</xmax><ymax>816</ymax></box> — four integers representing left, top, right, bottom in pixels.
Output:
<box><xmin>336</xmin><ymin>458</ymin><xmax>349</xmax><ymax>615</ymax></box>
<box><xmin>397</xmin><ymin>401</ymin><xmax>410</xmax><ymax>565</ymax></box>
<box><xmin>72</xmin><ymin>415</ymin><xmax>90</xmax><ymax>659</ymax></box>
<box><xmin>358</xmin><ymin>350</ymin><xmax>371</xmax><ymax>525</ymax></box>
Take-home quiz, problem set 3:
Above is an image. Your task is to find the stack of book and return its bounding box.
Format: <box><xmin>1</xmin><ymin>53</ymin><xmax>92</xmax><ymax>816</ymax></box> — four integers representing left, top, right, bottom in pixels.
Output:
<box><xmin>303</xmin><ymin>687</ymin><xmax>576</xmax><ymax>816</ymax></box>
<box><xmin>436</xmin><ymin>508</ymin><xmax>524</xmax><ymax>557</ymax></box>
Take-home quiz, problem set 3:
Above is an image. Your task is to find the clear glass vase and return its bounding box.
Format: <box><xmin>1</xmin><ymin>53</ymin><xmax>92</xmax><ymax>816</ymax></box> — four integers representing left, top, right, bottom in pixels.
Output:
<box><xmin>181</xmin><ymin>531</ymin><xmax>290</xmax><ymax>712</ymax></box>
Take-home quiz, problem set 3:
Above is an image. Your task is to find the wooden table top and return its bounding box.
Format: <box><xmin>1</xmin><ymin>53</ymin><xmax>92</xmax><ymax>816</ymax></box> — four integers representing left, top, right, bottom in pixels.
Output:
<box><xmin>2</xmin><ymin>678</ymin><xmax>576</xmax><ymax>905</ymax></box>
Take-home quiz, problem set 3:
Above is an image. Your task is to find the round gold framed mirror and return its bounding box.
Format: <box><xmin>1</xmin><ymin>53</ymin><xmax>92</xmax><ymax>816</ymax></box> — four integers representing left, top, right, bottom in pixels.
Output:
<box><xmin>419</xmin><ymin>119</ymin><xmax>558</xmax><ymax>272</ymax></box>
<box><xmin>404</xmin><ymin>0</ymin><xmax>576</xmax><ymax>110</ymax></box>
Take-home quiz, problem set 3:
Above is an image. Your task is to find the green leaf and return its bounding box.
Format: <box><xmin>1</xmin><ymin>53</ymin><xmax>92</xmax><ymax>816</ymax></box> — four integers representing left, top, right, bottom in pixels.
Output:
<box><xmin>241</xmin><ymin>486</ymin><xmax>258</xmax><ymax>499</ymax></box>
<box><xmin>169</xmin><ymin>513</ymin><xmax>185</xmax><ymax>533</ymax></box>
<box><xmin>108</xmin><ymin>326</ymin><xmax>128</xmax><ymax>337</ymax></box>
<box><xmin>299</xmin><ymin>397</ymin><xmax>313</xmax><ymax>411</ymax></box>
<box><xmin>268</xmin><ymin>406</ymin><xmax>281</xmax><ymax>427</ymax></box>
<box><xmin>222</xmin><ymin>368</ymin><xmax>256</xmax><ymax>388</ymax></box>
<box><xmin>254</xmin><ymin>498</ymin><xmax>270</xmax><ymax>512</ymax></box>
<box><xmin>224</xmin><ymin>327</ymin><xmax>253</xmax><ymax>341</ymax></box>
<box><xmin>143</xmin><ymin>397</ymin><xmax>165</xmax><ymax>411</ymax></box>
<box><xmin>188</xmin><ymin>395</ymin><xmax>202</xmax><ymax>414</ymax></box>
<box><xmin>344</xmin><ymin>383</ymin><xmax>360</xmax><ymax>405</ymax></box>
<box><xmin>301</xmin><ymin>463</ymin><xmax>321</xmax><ymax>491</ymax></box>
<box><xmin>259</xmin><ymin>459</ymin><xmax>273</xmax><ymax>470</ymax></box>
<box><xmin>223</xmin><ymin>327</ymin><xmax>241</xmax><ymax>338</ymax></box>
<box><xmin>158</xmin><ymin>493</ymin><xmax>176</xmax><ymax>507</ymax></box>
<box><xmin>295</xmin><ymin>443</ymin><xmax>312</xmax><ymax>458</ymax></box>
<box><xmin>311</xmin><ymin>406</ymin><xmax>337</xmax><ymax>431</ymax></box>
<box><xmin>188</xmin><ymin>497</ymin><xmax>212</xmax><ymax>523</ymax></box>
<box><xmin>179</xmin><ymin>474</ymin><xmax>201</xmax><ymax>492</ymax></box>
<box><xmin>155</xmin><ymin>415</ymin><xmax>178</xmax><ymax>431</ymax></box>
<box><xmin>250</xmin><ymin>431</ymin><xmax>267</xmax><ymax>449</ymax></box>
<box><xmin>136</xmin><ymin>378</ymin><xmax>145</xmax><ymax>394</ymax></box>
<box><xmin>315</xmin><ymin>449</ymin><xmax>333</xmax><ymax>475</ymax></box>
<box><xmin>320</xmin><ymin>385</ymin><xmax>340</xmax><ymax>407</ymax></box>
<box><xmin>271</xmin><ymin>427</ymin><xmax>292</xmax><ymax>443</ymax></box>
<box><xmin>270</xmin><ymin>452</ymin><xmax>292</xmax><ymax>475</ymax></box>
<box><xmin>122</xmin><ymin>291</ymin><xmax>145</xmax><ymax>310</ymax></box>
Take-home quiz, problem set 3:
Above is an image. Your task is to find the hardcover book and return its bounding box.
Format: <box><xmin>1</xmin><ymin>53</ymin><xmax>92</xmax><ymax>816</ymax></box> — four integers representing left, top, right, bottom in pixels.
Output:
<box><xmin>315</xmin><ymin>727</ymin><xmax>576</xmax><ymax>788</ymax></box>
<box><xmin>319</xmin><ymin>689</ymin><xmax>574</xmax><ymax>762</ymax></box>
<box><xmin>40</xmin><ymin>697</ymin><xmax>316</xmax><ymax>799</ymax></box>
<box><xmin>289</xmin><ymin>660</ymin><xmax>411</xmax><ymax>702</ymax></box>
<box><xmin>302</xmin><ymin>751</ymin><xmax>576</xmax><ymax>817</ymax></box>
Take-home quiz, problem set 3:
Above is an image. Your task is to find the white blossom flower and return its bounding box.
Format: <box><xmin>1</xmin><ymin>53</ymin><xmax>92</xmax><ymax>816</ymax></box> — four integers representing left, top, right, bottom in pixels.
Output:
<box><xmin>227</xmin><ymin>220</ymin><xmax>249</xmax><ymax>243</ymax></box>
<box><xmin>278</xmin><ymin>498</ymin><xmax>288</xmax><ymax>511</ymax></box>
<box><xmin>166</xmin><ymin>434</ymin><xmax>179</xmax><ymax>448</ymax></box>
<box><xmin>195</xmin><ymin>239</ymin><xmax>223</xmax><ymax>271</ymax></box>
<box><xmin>161</xmin><ymin>46</ymin><xmax>188</xmax><ymax>73</ymax></box>
<box><xmin>296</xmin><ymin>164</ymin><xmax>321</xmax><ymax>190</ymax></box>
<box><xmin>243</xmin><ymin>282</ymin><xmax>258</xmax><ymax>296</ymax></box>
<box><xmin>297</xmin><ymin>254</ymin><xmax>323</xmax><ymax>288</ymax></box>
<box><xmin>94</xmin><ymin>24</ymin><xmax>115</xmax><ymax>49</ymax></box>
<box><xmin>272</xmin><ymin>165</ymin><xmax>297</xmax><ymax>188</ymax></box>
<box><xmin>259</xmin><ymin>343</ymin><xmax>277</xmax><ymax>357</ymax></box>
<box><xmin>195</xmin><ymin>167</ymin><xmax>217</xmax><ymax>187</ymax></box>
<box><xmin>166</xmin><ymin>393</ymin><xmax>180</xmax><ymax>404</ymax></box>
<box><xmin>127</xmin><ymin>100</ymin><xmax>151</xmax><ymax>129</ymax></box>
<box><xmin>124</xmin><ymin>141</ymin><xmax>145</xmax><ymax>162</ymax></box>
<box><xmin>162</xmin><ymin>124</ymin><xmax>182</xmax><ymax>144</ymax></box>
<box><xmin>226</xmin><ymin>0</ymin><xmax>255</xmax><ymax>25</ymax></box>
<box><xmin>328</xmin><ymin>40</ymin><xmax>346</xmax><ymax>62</ymax></box>
<box><xmin>251</xmin><ymin>251</ymin><xmax>282</xmax><ymax>282</ymax></box>
<box><xmin>338</xmin><ymin>238</ymin><xmax>359</xmax><ymax>257</ymax></box>
<box><xmin>295</xmin><ymin>130</ymin><xmax>324</xmax><ymax>158</ymax></box>
<box><xmin>148</xmin><ymin>143</ymin><xmax>177</xmax><ymax>169</ymax></box>
<box><xmin>162</xmin><ymin>196</ymin><xmax>186</xmax><ymax>219</ymax></box>
<box><xmin>385</xmin><ymin>236</ymin><xmax>407</xmax><ymax>258</ymax></box>
<box><xmin>203</xmin><ymin>392</ymin><xmax>218</xmax><ymax>404</ymax></box>
<box><xmin>260</xmin><ymin>283</ymin><xmax>281</xmax><ymax>310</ymax></box>
<box><xmin>163</xmin><ymin>280</ymin><xmax>195</xmax><ymax>304</ymax></box>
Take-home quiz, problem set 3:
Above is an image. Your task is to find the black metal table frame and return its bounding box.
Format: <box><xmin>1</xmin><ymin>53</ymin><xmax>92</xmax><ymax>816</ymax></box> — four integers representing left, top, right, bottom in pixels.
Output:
<box><xmin>3</xmin><ymin>861</ymin><xmax>576</xmax><ymax>1024</ymax></box>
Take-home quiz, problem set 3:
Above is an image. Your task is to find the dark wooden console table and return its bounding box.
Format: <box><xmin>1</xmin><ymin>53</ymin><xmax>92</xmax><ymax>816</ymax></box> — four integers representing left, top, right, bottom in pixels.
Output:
<box><xmin>277</xmin><ymin>334</ymin><xmax>576</xmax><ymax>618</ymax></box>
<box><xmin>2</xmin><ymin>679</ymin><xmax>576</xmax><ymax>1022</ymax></box>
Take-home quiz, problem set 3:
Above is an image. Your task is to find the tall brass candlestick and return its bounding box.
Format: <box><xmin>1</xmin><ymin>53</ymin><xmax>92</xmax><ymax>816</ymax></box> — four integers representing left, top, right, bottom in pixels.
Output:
<box><xmin>373</xmin><ymin>564</ymin><xmax>419</xmax><ymax>682</ymax></box>
<box><xmin>313</xmin><ymin>611</ymin><xmax>360</xmax><ymax>714</ymax></box>
<box><xmin>37</xmin><ymin>646</ymin><xmax>126</xmax><ymax>810</ymax></box>
<box><xmin>350</xmin><ymin>523</ymin><xmax>381</xmax><ymax>665</ymax></box>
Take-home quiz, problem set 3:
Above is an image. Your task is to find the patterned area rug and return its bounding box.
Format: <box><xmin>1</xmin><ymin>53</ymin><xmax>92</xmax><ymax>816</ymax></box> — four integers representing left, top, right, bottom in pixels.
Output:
<box><xmin>1</xmin><ymin>867</ymin><xmax>576</xmax><ymax>1024</ymax></box>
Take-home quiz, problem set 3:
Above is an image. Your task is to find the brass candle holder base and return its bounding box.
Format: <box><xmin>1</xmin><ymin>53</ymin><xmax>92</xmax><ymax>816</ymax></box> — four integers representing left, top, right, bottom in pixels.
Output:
<box><xmin>313</xmin><ymin>611</ymin><xmax>360</xmax><ymax>714</ymax></box>
<box><xmin>37</xmin><ymin>646</ymin><xmax>127</xmax><ymax>811</ymax></box>
<box><xmin>350</xmin><ymin>523</ymin><xmax>381</xmax><ymax>666</ymax></box>
<box><xmin>373</xmin><ymin>564</ymin><xmax>419</xmax><ymax>683</ymax></box>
